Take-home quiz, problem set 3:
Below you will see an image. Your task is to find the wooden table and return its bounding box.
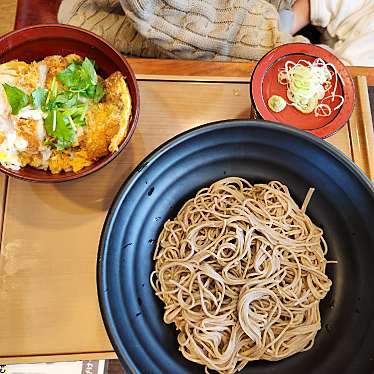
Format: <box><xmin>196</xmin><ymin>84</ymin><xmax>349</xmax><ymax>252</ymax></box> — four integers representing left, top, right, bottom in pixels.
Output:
<box><xmin>1</xmin><ymin>0</ymin><xmax>374</xmax><ymax>365</ymax></box>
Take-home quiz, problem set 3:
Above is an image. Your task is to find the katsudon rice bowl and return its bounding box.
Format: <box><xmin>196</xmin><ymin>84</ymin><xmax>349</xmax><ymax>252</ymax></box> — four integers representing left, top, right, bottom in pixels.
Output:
<box><xmin>0</xmin><ymin>24</ymin><xmax>139</xmax><ymax>182</ymax></box>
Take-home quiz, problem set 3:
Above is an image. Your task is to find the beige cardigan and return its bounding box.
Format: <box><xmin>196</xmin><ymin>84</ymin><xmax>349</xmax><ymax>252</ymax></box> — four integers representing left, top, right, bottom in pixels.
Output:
<box><xmin>58</xmin><ymin>0</ymin><xmax>306</xmax><ymax>61</ymax></box>
<box><xmin>59</xmin><ymin>0</ymin><xmax>374</xmax><ymax>65</ymax></box>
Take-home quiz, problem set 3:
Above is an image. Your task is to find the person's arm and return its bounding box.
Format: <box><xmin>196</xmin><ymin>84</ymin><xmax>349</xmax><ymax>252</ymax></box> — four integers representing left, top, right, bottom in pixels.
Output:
<box><xmin>291</xmin><ymin>0</ymin><xmax>310</xmax><ymax>35</ymax></box>
<box><xmin>309</xmin><ymin>0</ymin><xmax>369</xmax><ymax>31</ymax></box>
<box><xmin>310</xmin><ymin>0</ymin><xmax>374</xmax><ymax>66</ymax></box>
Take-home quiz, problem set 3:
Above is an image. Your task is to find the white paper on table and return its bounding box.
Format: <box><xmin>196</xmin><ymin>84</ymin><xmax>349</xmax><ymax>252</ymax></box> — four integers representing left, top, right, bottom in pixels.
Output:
<box><xmin>1</xmin><ymin>360</ymin><xmax>105</xmax><ymax>374</ymax></box>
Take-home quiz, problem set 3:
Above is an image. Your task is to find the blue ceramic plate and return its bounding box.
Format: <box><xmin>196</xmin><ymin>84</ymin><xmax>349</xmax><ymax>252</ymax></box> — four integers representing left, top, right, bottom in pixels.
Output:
<box><xmin>98</xmin><ymin>120</ymin><xmax>374</xmax><ymax>374</ymax></box>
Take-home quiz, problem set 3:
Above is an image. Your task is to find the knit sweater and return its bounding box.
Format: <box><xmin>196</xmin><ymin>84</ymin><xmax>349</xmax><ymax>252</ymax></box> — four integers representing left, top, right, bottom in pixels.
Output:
<box><xmin>58</xmin><ymin>0</ymin><xmax>306</xmax><ymax>61</ymax></box>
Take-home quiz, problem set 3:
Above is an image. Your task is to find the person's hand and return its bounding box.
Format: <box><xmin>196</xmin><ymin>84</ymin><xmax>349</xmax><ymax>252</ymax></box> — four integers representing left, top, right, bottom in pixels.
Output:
<box><xmin>291</xmin><ymin>0</ymin><xmax>311</xmax><ymax>35</ymax></box>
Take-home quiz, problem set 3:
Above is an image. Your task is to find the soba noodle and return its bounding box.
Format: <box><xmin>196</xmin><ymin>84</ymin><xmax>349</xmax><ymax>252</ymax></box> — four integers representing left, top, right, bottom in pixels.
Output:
<box><xmin>151</xmin><ymin>178</ymin><xmax>333</xmax><ymax>374</ymax></box>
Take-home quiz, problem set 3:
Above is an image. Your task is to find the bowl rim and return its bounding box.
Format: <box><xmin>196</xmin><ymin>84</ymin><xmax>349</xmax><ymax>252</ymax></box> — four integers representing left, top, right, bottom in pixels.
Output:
<box><xmin>0</xmin><ymin>23</ymin><xmax>140</xmax><ymax>183</ymax></box>
<box><xmin>97</xmin><ymin>119</ymin><xmax>374</xmax><ymax>373</ymax></box>
<box><xmin>250</xmin><ymin>43</ymin><xmax>355</xmax><ymax>139</ymax></box>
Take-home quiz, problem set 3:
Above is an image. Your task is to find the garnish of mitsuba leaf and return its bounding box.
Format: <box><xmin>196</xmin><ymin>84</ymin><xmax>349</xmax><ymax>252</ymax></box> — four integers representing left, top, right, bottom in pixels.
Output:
<box><xmin>31</xmin><ymin>87</ymin><xmax>48</xmax><ymax>110</ymax></box>
<box><xmin>2</xmin><ymin>83</ymin><xmax>30</xmax><ymax>115</ymax></box>
<box><xmin>56</xmin><ymin>57</ymin><xmax>105</xmax><ymax>103</ymax></box>
<box><xmin>44</xmin><ymin>110</ymin><xmax>77</xmax><ymax>151</ymax></box>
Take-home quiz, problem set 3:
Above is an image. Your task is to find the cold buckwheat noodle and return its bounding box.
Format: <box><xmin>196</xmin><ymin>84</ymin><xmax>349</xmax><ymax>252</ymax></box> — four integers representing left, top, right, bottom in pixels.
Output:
<box><xmin>151</xmin><ymin>178</ymin><xmax>333</xmax><ymax>374</ymax></box>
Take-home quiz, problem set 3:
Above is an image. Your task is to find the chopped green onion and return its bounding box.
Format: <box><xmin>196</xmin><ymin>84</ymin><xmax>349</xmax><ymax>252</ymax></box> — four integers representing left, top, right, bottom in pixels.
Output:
<box><xmin>277</xmin><ymin>58</ymin><xmax>344</xmax><ymax>117</ymax></box>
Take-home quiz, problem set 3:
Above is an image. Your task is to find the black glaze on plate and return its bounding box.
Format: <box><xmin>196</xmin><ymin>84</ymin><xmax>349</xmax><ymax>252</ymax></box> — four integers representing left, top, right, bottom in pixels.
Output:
<box><xmin>98</xmin><ymin>120</ymin><xmax>374</xmax><ymax>374</ymax></box>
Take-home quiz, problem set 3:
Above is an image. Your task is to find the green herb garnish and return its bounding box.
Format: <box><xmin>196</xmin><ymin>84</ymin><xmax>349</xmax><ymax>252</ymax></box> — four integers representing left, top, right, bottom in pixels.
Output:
<box><xmin>31</xmin><ymin>87</ymin><xmax>48</xmax><ymax>109</ymax></box>
<box><xmin>52</xmin><ymin>91</ymin><xmax>79</xmax><ymax>109</ymax></box>
<box><xmin>56</xmin><ymin>62</ymin><xmax>81</xmax><ymax>88</ymax></box>
<box><xmin>82</xmin><ymin>58</ymin><xmax>97</xmax><ymax>85</ymax></box>
<box><xmin>93</xmin><ymin>81</ymin><xmax>105</xmax><ymax>103</ymax></box>
<box><xmin>5</xmin><ymin>57</ymin><xmax>105</xmax><ymax>151</ymax></box>
<box><xmin>44</xmin><ymin>110</ymin><xmax>76</xmax><ymax>150</ymax></box>
<box><xmin>56</xmin><ymin>57</ymin><xmax>98</xmax><ymax>92</ymax></box>
<box><xmin>2</xmin><ymin>83</ymin><xmax>29</xmax><ymax>115</ymax></box>
<box><xmin>61</xmin><ymin>103</ymin><xmax>89</xmax><ymax>126</ymax></box>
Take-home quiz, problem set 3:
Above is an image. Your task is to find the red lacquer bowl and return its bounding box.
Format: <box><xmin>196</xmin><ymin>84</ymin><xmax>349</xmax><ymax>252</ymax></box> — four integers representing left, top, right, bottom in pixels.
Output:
<box><xmin>250</xmin><ymin>43</ymin><xmax>355</xmax><ymax>138</ymax></box>
<box><xmin>0</xmin><ymin>24</ymin><xmax>140</xmax><ymax>182</ymax></box>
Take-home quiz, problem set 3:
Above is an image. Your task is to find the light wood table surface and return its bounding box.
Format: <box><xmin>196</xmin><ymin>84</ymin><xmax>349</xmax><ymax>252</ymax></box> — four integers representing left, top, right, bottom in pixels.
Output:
<box><xmin>0</xmin><ymin>0</ymin><xmax>374</xmax><ymax>364</ymax></box>
<box><xmin>0</xmin><ymin>0</ymin><xmax>16</xmax><ymax>37</ymax></box>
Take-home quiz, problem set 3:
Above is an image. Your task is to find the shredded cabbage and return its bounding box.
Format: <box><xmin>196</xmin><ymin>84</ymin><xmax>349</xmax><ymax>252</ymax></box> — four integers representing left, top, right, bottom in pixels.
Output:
<box><xmin>276</xmin><ymin>58</ymin><xmax>344</xmax><ymax>117</ymax></box>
